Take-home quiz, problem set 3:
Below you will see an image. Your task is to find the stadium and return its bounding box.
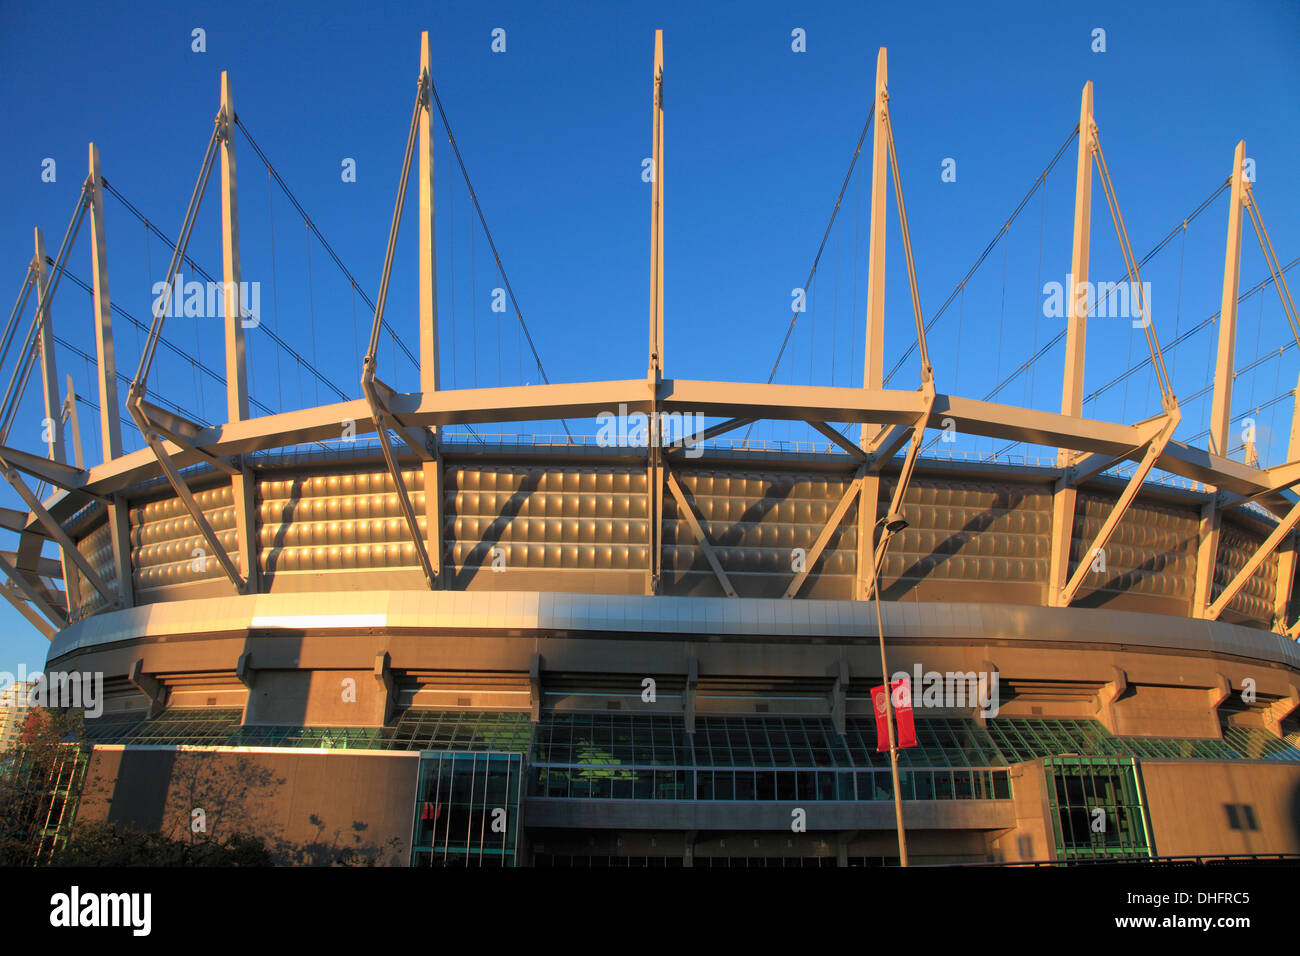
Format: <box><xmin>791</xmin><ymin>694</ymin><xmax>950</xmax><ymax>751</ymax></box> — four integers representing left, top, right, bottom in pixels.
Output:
<box><xmin>6</xmin><ymin>29</ymin><xmax>1300</xmax><ymax>867</ymax></box>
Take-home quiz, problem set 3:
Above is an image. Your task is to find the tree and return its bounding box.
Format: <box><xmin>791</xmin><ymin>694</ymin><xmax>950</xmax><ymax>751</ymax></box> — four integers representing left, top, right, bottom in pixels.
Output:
<box><xmin>0</xmin><ymin>707</ymin><xmax>87</xmax><ymax>866</ymax></box>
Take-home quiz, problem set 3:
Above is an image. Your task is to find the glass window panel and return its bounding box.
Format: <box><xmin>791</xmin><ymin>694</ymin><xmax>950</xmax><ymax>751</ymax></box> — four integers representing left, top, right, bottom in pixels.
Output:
<box><xmin>734</xmin><ymin>771</ymin><xmax>756</xmax><ymax>801</ymax></box>
<box><xmin>776</xmin><ymin>771</ymin><xmax>796</xmax><ymax>801</ymax></box>
<box><xmin>896</xmin><ymin>771</ymin><xmax>915</xmax><ymax>801</ymax></box>
<box><xmin>816</xmin><ymin>771</ymin><xmax>837</xmax><ymax>801</ymax></box>
<box><xmin>993</xmin><ymin>771</ymin><xmax>1011</xmax><ymax>800</ymax></box>
<box><xmin>696</xmin><ymin>770</ymin><xmax>714</xmax><ymax>800</ymax></box>
<box><xmin>912</xmin><ymin>770</ymin><xmax>934</xmax><ymax>800</ymax></box>
<box><xmin>933</xmin><ymin>772</ymin><xmax>955</xmax><ymax>800</ymax></box>
<box><xmin>954</xmin><ymin>771</ymin><xmax>974</xmax><ymax>800</ymax></box>
<box><xmin>633</xmin><ymin>769</ymin><xmax>655</xmax><ymax>800</ymax></box>
<box><xmin>838</xmin><ymin>771</ymin><xmax>856</xmax><ymax>800</ymax></box>
<box><xmin>611</xmin><ymin>772</ymin><xmax>633</xmax><ymax>800</ymax></box>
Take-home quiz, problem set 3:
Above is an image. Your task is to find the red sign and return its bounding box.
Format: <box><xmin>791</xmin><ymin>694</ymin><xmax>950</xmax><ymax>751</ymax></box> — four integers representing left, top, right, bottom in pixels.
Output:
<box><xmin>872</xmin><ymin>679</ymin><xmax>917</xmax><ymax>752</ymax></box>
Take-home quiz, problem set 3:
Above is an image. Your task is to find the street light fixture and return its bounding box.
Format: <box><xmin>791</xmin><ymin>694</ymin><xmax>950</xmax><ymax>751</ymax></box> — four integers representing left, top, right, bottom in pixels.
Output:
<box><xmin>882</xmin><ymin>512</ymin><xmax>909</xmax><ymax>534</ymax></box>
<box><xmin>870</xmin><ymin>510</ymin><xmax>910</xmax><ymax>866</ymax></box>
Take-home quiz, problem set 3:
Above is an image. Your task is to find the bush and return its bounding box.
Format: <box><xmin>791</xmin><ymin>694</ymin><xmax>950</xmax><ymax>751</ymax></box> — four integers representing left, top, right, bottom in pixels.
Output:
<box><xmin>52</xmin><ymin>821</ymin><xmax>272</xmax><ymax>867</ymax></box>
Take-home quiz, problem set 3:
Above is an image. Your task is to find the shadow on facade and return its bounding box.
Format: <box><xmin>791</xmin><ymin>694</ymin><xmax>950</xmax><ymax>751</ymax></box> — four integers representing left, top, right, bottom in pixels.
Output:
<box><xmin>449</xmin><ymin>470</ymin><xmax>541</xmax><ymax>589</ymax></box>
<box><xmin>86</xmin><ymin>747</ymin><xmax>406</xmax><ymax>865</ymax></box>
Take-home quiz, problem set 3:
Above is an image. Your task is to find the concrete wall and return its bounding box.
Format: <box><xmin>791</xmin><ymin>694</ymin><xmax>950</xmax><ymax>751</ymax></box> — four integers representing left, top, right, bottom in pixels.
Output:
<box><xmin>1107</xmin><ymin>684</ymin><xmax>1223</xmax><ymax>739</ymax></box>
<box><xmin>988</xmin><ymin>760</ymin><xmax>1054</xmax><ymax>863</ymax></box>
<box><xmin>244</xmin><ymin>669</ymin><xmax>386</xmax><ymax>726</ymax></box>
<box><xmin>78</xmin><ymin>746</ymin><xmax>419</xmax><ymax>865</ymax></box>
<box><xmin>1138</xmin><ymin>760</ymin><xmax>1300</xmax><ymax>857</ymax></box>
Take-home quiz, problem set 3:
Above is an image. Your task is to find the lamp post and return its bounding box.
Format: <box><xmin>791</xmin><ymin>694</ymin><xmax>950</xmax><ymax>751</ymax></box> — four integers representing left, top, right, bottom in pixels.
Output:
<box><xmin>870</xmin><ymin>511</ymin><xmax>910</xmax><ymax>867</ymax></box>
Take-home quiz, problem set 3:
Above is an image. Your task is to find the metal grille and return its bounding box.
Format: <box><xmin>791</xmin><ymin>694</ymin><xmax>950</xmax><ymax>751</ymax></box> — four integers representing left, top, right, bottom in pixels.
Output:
<box><xmin>87</xmin><ymin>707</ymin><xmax>534</xmax><ymax>753</ymax></box>
<box><xmin>985</xmin><ymin>717</ymin><xmax>1300</xmax><ymax>763</ymax></box>
<box><xmin>845</xmin><ymin>715</ymin><xmax>1009</xmax><ymax>768</ymax></box>
<box><xmin>530</xmin><ymin>713</ymin><xmax>1013</xmax><ymax>802</ymax></box>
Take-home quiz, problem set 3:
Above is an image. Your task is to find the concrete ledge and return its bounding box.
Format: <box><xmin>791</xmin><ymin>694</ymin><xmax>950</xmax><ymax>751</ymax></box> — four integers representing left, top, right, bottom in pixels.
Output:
<box><xmin>49</xmin><ymin>591</ymin><xmax>1300</xmax><ymax>672</ymax></box>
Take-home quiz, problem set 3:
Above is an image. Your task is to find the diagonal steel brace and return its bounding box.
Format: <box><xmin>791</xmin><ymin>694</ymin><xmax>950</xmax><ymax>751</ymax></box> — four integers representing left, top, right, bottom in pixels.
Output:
<box><xmin>664</xmin><ymin>467</ymin><xmax>736</xmax><ymax>597</ymax></box>
<box><xmin>1055</xmin><ymin>410</ymin><xmax>1180</xmax><ymax>607</ymax></box>
<box><xmin>0</xmin><ymin>460</ymin><xmax>119</xmax><ymax>609</ymax></box>
<box><xmin>127</xmin><ymin>407</ymin><xmax>247</xmax><ymax>593</ymax></box>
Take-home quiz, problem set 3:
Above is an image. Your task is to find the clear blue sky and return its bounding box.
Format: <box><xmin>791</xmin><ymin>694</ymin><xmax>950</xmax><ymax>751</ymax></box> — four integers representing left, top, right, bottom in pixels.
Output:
<box><xmin>1</xmin><ymin>0</ymin><xmax>1297</xmax><ymax>673</ymax></box>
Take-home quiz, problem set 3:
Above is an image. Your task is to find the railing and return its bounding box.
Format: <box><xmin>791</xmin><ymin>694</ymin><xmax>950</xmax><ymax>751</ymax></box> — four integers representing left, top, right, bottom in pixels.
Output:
<box><xmin>434</xmin><ymin>431</ymin><xmax>1067</xmax><ymax>466</ymax></box>
<box><xmin>1109</xmin><ymin>462</ymin><xmax>1206</xmax><ymax>492</ymax></box>
<box><xmin>244</xmin><ymin>432</ymin><xmax>1258</xmax><ymax>502</ymax></box>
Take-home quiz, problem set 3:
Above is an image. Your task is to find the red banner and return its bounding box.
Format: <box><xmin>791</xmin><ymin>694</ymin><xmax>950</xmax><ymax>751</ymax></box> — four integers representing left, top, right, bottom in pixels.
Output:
<box><xmin>894</xmin><ymin>678</ymin><xmax>918</xmax><ymax>749</ymax></box>
<box><xmin>872</xmin><ymin>679</ymin><xmax>917</xmax><ymax>751</ymax></box>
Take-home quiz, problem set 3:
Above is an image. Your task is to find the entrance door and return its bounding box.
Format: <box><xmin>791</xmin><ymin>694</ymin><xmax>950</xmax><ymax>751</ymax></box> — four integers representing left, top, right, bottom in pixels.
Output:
<box><xmin>1044</xmin><ymin>756</ymin><xmax>1153</xmax><ymax>860</ymax></box>
<box><xmin>410</xmin><ymin>752</ymin><xmax>523</xmax><ymax>866</ymax></box>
